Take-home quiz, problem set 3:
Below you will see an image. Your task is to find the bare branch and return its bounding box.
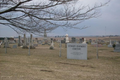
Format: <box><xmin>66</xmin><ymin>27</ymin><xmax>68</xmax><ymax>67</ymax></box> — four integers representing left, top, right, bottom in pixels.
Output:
<box><xmin>0</xmin><ymin>0</ymin><xmax>110</xmax><ymax>35</ymax></box>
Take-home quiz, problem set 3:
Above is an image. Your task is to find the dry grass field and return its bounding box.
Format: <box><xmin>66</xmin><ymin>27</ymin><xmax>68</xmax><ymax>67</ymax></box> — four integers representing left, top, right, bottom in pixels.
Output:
<box><xmin>0</xmin><ymin>43</ymin><xmax>120</xmax><ymax>80</ymax></box>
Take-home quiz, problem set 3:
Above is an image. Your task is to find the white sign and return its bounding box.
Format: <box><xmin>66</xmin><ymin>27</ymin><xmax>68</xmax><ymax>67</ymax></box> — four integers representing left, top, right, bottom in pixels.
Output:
<box><xmin>67</xmin><ymin>43</ymin><xmax>87</xmax><ymax>60</ymax></box>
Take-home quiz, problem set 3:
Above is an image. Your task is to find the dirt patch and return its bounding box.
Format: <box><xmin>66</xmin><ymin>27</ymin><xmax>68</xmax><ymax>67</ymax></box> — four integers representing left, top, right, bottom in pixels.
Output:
<box><xmin>40</xmin><ymin>69</ymin><xmax>53</xmax><ymax>72</ymax></box>
<box><xmin>56</xmin><ymin>62</ymin><xmax>95</xmax><ymax>68</ymax></box>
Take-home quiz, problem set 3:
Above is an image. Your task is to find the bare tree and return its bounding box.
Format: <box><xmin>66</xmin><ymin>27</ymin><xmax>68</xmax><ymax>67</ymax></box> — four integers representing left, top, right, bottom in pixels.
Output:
<box><xmin>0</xmin><ymin>0</ymin><xmax>110</xmax><ymax>35</ymax></box>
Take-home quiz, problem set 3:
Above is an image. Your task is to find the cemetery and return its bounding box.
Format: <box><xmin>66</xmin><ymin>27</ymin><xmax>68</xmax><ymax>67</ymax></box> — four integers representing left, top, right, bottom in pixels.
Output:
<box><xmin>0</xmin><ymin>0</ymin><xmax>120</xmax><ymax>80</ymax></box>
<box><xmin>0</xmin><ymin>35</ymin><xmax>120</xmax><ymax>80</ymax></box>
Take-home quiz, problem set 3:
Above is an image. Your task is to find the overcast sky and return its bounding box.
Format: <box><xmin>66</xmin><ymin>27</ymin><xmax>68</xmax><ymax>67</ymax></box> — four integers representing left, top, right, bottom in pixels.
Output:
<box><xmin>0</xmin><ymin>0</ymin><xmax>120</xmax><ymax>37</ymax></box>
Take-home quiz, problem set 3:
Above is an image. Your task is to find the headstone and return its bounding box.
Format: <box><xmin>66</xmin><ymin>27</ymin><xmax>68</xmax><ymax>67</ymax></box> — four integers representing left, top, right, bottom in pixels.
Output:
<box><xmin>89</xmin><ymin>39</ymin><xmax>92</xmax><ymax>44</ymax></box>
<box><xmin>30</xmin><ymin>34</ymin><xmax>35</xmax><ymax>49</ymax></box>
<box><xmin>111</xmin><ymin>41</ymin><xmax>115</xmax><ymax>44</ymax></box>
<box><xmin>0</xmin><ymin>41</ymin><xmax>3</xmax><ymax>45</ymax></box>
<box><xmin>50</xmin><ymin>40</ymin><xmax>54</xmax><ymax>49</ymax></box>
<box><xmin>18</xmin><ymin>36</ymin><xmax>22</xmax><ymax>46</ymax></box>
<box><xmin>26</xmin><ymin>38</ymin><xmax>29</xmax><ymax>45</ymax></box>
<box><xmin>51</xmin><ymin>38</ymin><xmax>53</xmax><ymax>43</ymax></box>
<box><xmin>4</xmin><ymin>38</ymin><xmax>9</xmax><ymax>48</ymax></box>
<box><xmin>91</xmin><ymin>42</ymin><xmax>96</xmax><ymax>44</ymax></box>
<box><xmin>67</xmin><ymin>43</ymin><xmax>87</xmax><ymax>60</ymax></box>
<box><xmin>82</xmin><ymin>38</ymin><xmax>86</xmax><ymax>44</ymax></box>
<box><xmin>9</xmin><ymin>40</ymin><xmax>15</xmax><ymax>44</ymax></box>
<box><xmin>0</xmin><ymin>41</ymin><xmax>2</xmax><ymax>48</ymax></box>
<box><xmin>38</xmin><ymin>40</ymin><xmax>42</xmax><ymax>44</ymax></box>
<box><xmin>42</xmin><ymin>29</ymin><xmax>50</xmax><ymax>45</ymax></box>
<box><xmin>53</xmin><ymin>39</ymin><xmax>56</xmax><ymax>42</ymax></box>
<box><xmin>65</xmin><ymin>34</ymin><xmax>69</xmax><ymax>43</ymax></box>
<box><xmin>33</xmin><ymin>44</ymin><xmax>38</xmax><ymax>47</ymax></box>
<box><xmin>71</xmin><ymin>37</ymin><xmax>76</xmax><ymax>43</ymax></box>
<box><xmin>44</xmin><ymin>29</ymin><xmax>47</xmax><ymax>44</ymax></box>
<box><xmin>93</xmin><ymin>44</ymin><xmax>102</xmax><ymax>47</ymax></box>
<box><xmin>24</xmin><ymin>34</ymin><xmax>26</xmax><ymax>46</ymax></box>
<box><xmin>22</xmin><ymin>34</ymin><xmax>28</xmax><ymax>49</ymax></box>
<box><xmin>57</xmin><ymin>40</ymin><xmax>61</xmax><ymax>43</ymax></box>
<box><xmin>101</xmin><ymin>40</ymin><xmax>104</xmax><ymax>43</ymax></box>
<box><xmin>44</xmin><ymin>29</ymin><xmax>47</xmax><ymax>37</ymax></box>
<box><xmin>116</xmin><ymin>41</ymin><xmax>119</xmax><ymax>44</ymax></box>
<box><xmin>91</xmin><ymin>42</ymin><xmax>97</xmax><ymax>46</ymax></box>
<box><xmin>79</xmin><ymin>38</ymin><xmax>83</xmax><ymax>43</ymax></box>
<box><xmin>114</xmin><ymin>44</ymin><xmax>120</xmax><ymax>52</ymax></box>
<box><xmin>13</xmin><ymin>45</ymin><xmax>17</xmax><ymax>48</ymax></box>
<box><xmin>108</xmin><ymin>40</ymin><xmax>112</xmax><ymax>47</ymax></box>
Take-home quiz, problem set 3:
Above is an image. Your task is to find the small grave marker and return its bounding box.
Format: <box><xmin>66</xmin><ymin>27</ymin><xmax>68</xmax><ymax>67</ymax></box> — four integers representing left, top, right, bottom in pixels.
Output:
<box><xmin>33</xmin><ymin>44</ymin><xmax>38</xmax><ymax>47</ymax></box>
<box><xmin>13</xmin><ymin>45</ymin><xmax>17</xmax><ymax>48</ymax></box>
<box><xmin>114</xmin><ymin>44</ymin><xmax>120</xmax><ymax>52</ymax></box>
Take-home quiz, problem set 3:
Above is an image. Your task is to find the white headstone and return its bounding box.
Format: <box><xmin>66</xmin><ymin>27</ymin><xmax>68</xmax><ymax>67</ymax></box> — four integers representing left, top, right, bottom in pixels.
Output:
<box><xmin>65</xmin><ymin>34</ymin><xmax>69</xmax><ymax>43</ymax></box>
<box><xmin>4</xmin><ymin>38</ymin><xmax>9</xmax><ymax>48</ymax></box>
<box><xmin>82</xmin><ymin>38</ymin><xmax>86</xmax><ymax>44</ymax></box>
<box><xmin>108</xmin><ymin>40</ymin><xmax>112</xmax><ymax>47</ymax></box>
<box><xmin>67</xmin><ymin>43</ymin><xmax>87</xmax><ymax>60</ymax></box>
<box><xmin>91</xmin><ymin>42</ymin><xmax>97</xmax><ymax>45</ymax></box>
<box><xmin>51</xmin><ymin>40</ymin><xmax>54</xmax><ymax>47</ymax></box>
<box><xmin>49</xmin><ymin>40</ymin><xmax>54</xmax><ymax>49</ymax></box>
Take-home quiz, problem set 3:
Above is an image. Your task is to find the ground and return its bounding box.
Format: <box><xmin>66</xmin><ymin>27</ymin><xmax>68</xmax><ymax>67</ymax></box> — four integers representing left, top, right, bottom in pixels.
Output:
<box><xmin>0</xmin><ymin>42</ymin><xmax>120</xmax><ymax>80</ymax></box>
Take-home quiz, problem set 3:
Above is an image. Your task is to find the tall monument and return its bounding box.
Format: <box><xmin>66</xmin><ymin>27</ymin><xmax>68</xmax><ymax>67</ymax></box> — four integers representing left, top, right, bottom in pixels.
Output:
<box><xmin>43</xmin><ymin>29</ymin><xmax>48</xmax><ymax>44</ymax></box>
<box><xmin>108</xmin><ymin>40</ymin><xmax>112</xmax><ymax>47</ymax></box>
<box><xmin>18</xmin><ymin>36</ymin><xmax>22</xmax><ymax>46</ymax></box>
<box><xmin>65</xmin><ymin>34</ymin><xmax>69</xmax><ymax>43</ymax></box>
<box><xmin>22</xmin><ymin>34</ymin><xmax>28</xmax><ymax>49</ymax></box>
<box><xmin>44</xmin><ymin>29</ymin><xmax>47</xmax><ymax>38</ymax></box>
<box><xmin>30</xmin><ymin>34</ymin><xmax>35</xmax><ymax>49</ymax></box>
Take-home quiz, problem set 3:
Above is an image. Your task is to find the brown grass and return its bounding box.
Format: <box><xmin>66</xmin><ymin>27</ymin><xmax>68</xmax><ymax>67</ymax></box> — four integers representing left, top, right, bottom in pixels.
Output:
<box><xmin>0</xmin><ymin>43</ymin><xmax>120</xmax><ymax>80</ymax></box>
